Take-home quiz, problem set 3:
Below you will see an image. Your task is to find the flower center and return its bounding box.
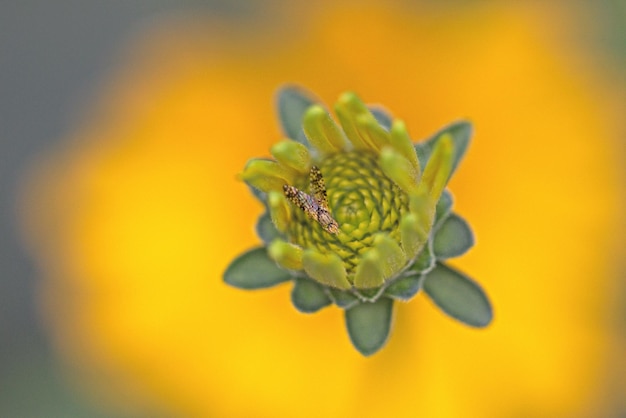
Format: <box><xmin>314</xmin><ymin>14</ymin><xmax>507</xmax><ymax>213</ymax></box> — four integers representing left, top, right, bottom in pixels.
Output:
<box><xmin>287</xmin><ymin>150</ymin><xmax>409</xmax><ymax>275</ymax></box>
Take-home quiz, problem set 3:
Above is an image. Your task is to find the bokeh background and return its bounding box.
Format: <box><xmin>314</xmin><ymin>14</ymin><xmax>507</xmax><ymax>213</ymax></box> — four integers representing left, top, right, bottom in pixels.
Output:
<box><xmin>2</xmin><ymin>1</ymin><xmax>626</xmax><ymax>417</ymax></box>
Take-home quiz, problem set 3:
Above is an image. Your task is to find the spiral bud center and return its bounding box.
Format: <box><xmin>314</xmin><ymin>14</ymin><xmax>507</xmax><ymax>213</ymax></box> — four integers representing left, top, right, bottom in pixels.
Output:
<box><xmin>287</xmin><ymin>150</ymin><xmax>409</xmax><ymax>275</ymax></box>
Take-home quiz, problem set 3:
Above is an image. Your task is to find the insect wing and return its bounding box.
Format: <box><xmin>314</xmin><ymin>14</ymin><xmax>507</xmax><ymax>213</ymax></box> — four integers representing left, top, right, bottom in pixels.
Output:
<box><xmin>309</xmin><ymin>165</ymin><xmax>330</xmax><ymax>210</ymax></box>
<box><xmin>283</xmin><ymin>185</ymin><xmax>319</xmax><ymax>222</ymax></box>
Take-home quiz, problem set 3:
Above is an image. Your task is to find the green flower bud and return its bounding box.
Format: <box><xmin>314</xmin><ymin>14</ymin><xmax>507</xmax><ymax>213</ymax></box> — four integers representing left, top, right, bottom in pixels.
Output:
<box><xmin>225</xmin><ymin>86</ymin><xmax>492</xmax><ymax>356</ymax></box>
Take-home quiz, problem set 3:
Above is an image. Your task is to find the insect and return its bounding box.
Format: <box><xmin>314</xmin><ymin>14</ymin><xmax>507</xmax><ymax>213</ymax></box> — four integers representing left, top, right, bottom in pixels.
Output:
<box><xmin>283</xmin><ymin>165</ymin><xmax>340</xmax><ymax>234</ymax></box>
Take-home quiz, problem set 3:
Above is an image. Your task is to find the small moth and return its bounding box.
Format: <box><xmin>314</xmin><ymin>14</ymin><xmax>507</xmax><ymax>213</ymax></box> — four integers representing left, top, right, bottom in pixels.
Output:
<box><xmin>283</xmin><ymin>165</ymin><xmax>340</xmax><ymax>234</ymax></box>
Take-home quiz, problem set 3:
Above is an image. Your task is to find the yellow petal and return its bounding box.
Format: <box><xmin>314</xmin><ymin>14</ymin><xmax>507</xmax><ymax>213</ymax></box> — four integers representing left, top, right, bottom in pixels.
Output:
<box><xmin>268</xmin><ymin>239</ymin><xmax>303</xmax><ymax>270</ymax></box>
<box><xmin>335</xmin><ymin>91</ymin><xmax>389</xmax><ymax>150</ymax></box>
<box><xmin>267</xmin><ymin>191</ymin><xmax>291</xmax><ymax>233</ymax></box>
<box><xmin>390</xmin><ymin>120</ymin><xmax>421</xmax><ymax>176</ymax></box>
<box><xmin>353</xmin><ymin>249</ymin><xmax>384</xmax><ymax>288</ymax></box>
<box><xmin>239</xmin><ymin>159</ymin><xmax>295</xmax><ymax>193</ymax></box>
<box><xmin>303</xmin><ymin>105</ymin><xmax>348</xmax><ymax>154</ymax></box>
<box><xmin>270</xmin><ymin>140</ymin><xmax>311</xmax><ymax>174</ymax></box>
<box><xmin>302</xmin><ymin>249</ymin><xmax>351</xmax><ymax>289</ymax></box>
<box><xmin>355</xmin><ymin>114</ymin><xmax>391</xmax><ymax>151</ymax></box>
<box><xmin>379</xmin><ymin>146</ymin><xmax>419</xmax><ymax>193</ymax></box>
<box><xmin>409</xmin><ymin>189</ymin><xmax>436</xmax><ymax>233</ymax></box>
<box><xmin>372</xmin><ymin>233</ymin><xmax>406</xmax><ymax>280</ymax></box>
<box><xmin>418</xmin><ymin>134</ymin><xmax>454</xmax><ymax>202</ymax></box>
<box><xmin>400</xmin><ymin>212</ymin><xmax>429</xmax><ymax>260</ymax></box>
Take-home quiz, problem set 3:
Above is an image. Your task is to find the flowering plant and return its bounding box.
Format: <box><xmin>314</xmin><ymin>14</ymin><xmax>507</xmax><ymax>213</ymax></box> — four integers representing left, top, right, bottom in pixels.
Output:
<box><xmin>225</xmin><ymin>86</ymin><xmax>492</xmax><ymax>355</ymax></box>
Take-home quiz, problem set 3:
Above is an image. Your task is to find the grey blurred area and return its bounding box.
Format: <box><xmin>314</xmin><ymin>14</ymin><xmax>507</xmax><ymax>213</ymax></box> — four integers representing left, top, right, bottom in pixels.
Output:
<box><xmin>0</xmin><ymin>1</ymin><xmax>259</xmax><ymax>416</ymax></box>
<box><xmin>0</xmin><ymin>0</ymin><xmax>624</xmax><ymax>417</ymax></box>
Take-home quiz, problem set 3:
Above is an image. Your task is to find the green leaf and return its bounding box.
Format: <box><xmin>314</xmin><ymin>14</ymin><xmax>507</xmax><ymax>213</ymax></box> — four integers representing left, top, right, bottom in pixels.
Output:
<box><xmin>327</xmin><ymin>288</ymin><xmax>360</xmax><ymax>309</ymax></box>
<box><xmin>224</xmin><ymin>247</ymin><xmax>293</xmax><ymax>289</ymax></box>
<box><xmin>434</xmin><ymin>189</ymin><xmax>453</xmax><ymax>229</ymax></box>
<box><xmin>433</xmin><ymin>213</ymin><xmax>474</xmax><ymax>259</ymax></box>
<box><xmin>369</xmin><ymin>106</ymin><xmax>392</xmax><ymax>130</ymax></box>
<box><xmin>345</xmin><ymin>298</ymin><xmax>394</xmax><ymax>356</ymax></box>
<box><xmin>385</xmin><ymin>274</ymin><xmax>423</xmax><ymax>301</ymax></box>
<box><xmin>276</xmin><ymin>86</ymin><xmax>317</xmax><ymax>146</ymax></box>
<box><xmin>422</xmin><ymin>262</ymin><xmax>492</xmax><ymax>327</ymax></box>
<box><xmin>415</xmin><ymin>121</ymin><xmax>472</xmax><ymax>178</ymax></box>
<box><xmin>291</xmin><ymin>277</ymin><xmax>331</xmax><ymax>313</ymax></box>
<box><xmin>256</xmin><ymin>212</ymin><xmax>281</xmax><ymax>244</ymax></box>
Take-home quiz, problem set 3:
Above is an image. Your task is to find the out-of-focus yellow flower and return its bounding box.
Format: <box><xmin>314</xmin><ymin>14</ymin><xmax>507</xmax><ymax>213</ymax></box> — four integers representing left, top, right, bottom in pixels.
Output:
<box><xmin>20</xmin><ymin>2</ymin><xmax>625</xmax><ymax>417</ymax></box>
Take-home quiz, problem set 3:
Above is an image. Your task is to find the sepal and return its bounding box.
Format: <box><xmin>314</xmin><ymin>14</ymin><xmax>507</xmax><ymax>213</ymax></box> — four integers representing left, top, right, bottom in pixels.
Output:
<box><xmin>256</xmin><ymin>212</ymin><xmax>281</xmax><ymax>243</ymax></box>
<box><xmin>369</xmin><ymin>106</ymin><xmax>392</xmax><ymax>130</ymax></box>
<box><xmin>434</xmin><ymin>189</ymin><xmax>453</xmax><ymax>229</ymax></box>
<box><xmin>327</xmin><ymin>288</ymin><xmax>360</xmax><ymax>309</ymax></box>
<box><xmin>345</xmin><ymin>298</ymin><xmax>394</xmax><ymax>356</ymax></box>
<box><xmin>432</xmin><ymin>213</ymin><xmax>474</xmax><ymax>259</ymax></box>
<box><xmin>291</xmin><ymin>277</ymin><xmax>332</xmax><ymax>313</ymax></box>
<box><xmin>415</xmin><ymin>120</ymin><xmax>471</xmax><ymax>178</ymax></box>
<box><xmin>384</xmin><ymin>274</ymin><xmax>423</xmax><ymax>301</ymax></box>
<box><xmin>224</xmin><ymin>247</ymin><xmax>293</xmax><ymax>289</ymax></box>
<box><xmin>422</xmin><ymin>262</ymin><xmax>492</xmax><ymax>327</ymax></box>
<box><xmin>276</xmin><ymin>85</ymin><xmax>317</xmax><ymax>145</ymax></box>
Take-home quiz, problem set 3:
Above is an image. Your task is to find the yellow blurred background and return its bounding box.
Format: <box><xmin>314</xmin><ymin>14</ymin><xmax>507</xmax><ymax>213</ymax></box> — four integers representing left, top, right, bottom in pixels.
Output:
<box><xmin>3</xmin><ymin>1</ymin><xmax>626</xmax><ymax>417</ymax></box>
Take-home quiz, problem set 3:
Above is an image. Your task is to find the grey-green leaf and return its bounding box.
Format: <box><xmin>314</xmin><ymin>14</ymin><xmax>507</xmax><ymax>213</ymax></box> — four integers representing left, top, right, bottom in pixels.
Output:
<box><xmin>328</xmin><ymin>287</ymin><xmax>360</xmax><ymax>309</ymax></box>
<box><xmin>422</xmin><ymin>262</ymin><xmax>492</xmax><ymax>327</ymax></box>
<box><xmin>369</xmin><ymin>106</ymin><xmax>392</xmax><ymax>130</ymax></box>
<box><xmin>276</xmin><ymin>86</ymin><xmax>316</xmax><ymax>146</ymax></box>
<box><xmin>345</xmin><ymin>298</ymin><xmax>394</xmax><ymax>356</ymax></box>
<box><xmin>291</xmin><ymin>277</ymin><xmax>332</xmax><ymax>313</ymax></box>
<box><xmin>415</xmin><ymin>121</ymin><xmax>472</xmax><ymax>178</ymax></box>
<box><xmin>224</xmin><ymin>247</ymin><xmax>292</xmax><ymax>289</ymax></box>
<box><xmin>434</xmin><ymin>189</ymin><xmax>453</xmax><ymax>229</ymax></box>
<box><xmin>433</xmin><ymin>213</ymin><xmax>474</xmax><ymax>259</ymax></box>
<box><xmin>248</xmin><ymin>184</ymin><xmax>268</xmax><ymax>207</ymax></box>
<box><xmin>256</xmin><ymin>212</ymin><xmax>281</xmax><ymax>244</ymax></box>
<box><xmin>385</xmin><ymin>274</ymin><xmax>423</xmax><ymax>301</ymax></box>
